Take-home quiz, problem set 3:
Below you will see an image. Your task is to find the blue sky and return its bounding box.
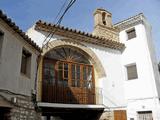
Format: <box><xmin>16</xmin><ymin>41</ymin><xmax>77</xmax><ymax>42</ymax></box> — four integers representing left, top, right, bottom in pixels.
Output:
<box><xmin>0</xmin><ymin>0</ymin><xmax>160</xmax><ymax>61</ymax></box>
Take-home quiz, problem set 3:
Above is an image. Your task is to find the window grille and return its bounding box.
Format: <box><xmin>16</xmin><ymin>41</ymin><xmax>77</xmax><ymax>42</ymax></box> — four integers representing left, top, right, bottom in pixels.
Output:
<box><xmin>126</xmin><ymin>64</ymin><xmax>138</xmax><ymax>80</ymax></box>
<box><xmin>126</xmin><ymin>28</ymin><xmax>136</xmax><ymax>40</ymax></box>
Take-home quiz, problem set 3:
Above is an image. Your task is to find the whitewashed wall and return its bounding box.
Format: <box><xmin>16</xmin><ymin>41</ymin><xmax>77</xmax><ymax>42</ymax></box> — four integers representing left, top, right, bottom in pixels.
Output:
<box><xmin>27</xmin><ymin>26</ymin><xmax>126</xmax><ymax>108</ymax></box>
<box><xmin>27</xmin><ymin>20</ymin><xmax>160</xmax><ymax>119</ymax></box>
<box><xmin>119</xmin><ymin>22</ymin><xmax>160</xmax><ymax>120</ymax></box>
<box><xmin>85</xmin><ymin>43</ymin><xmax>126</xmax><ymax>107</ymax></box>
<box><xmin>27</xmin><ymin>26</ymin><xmax>65</xmax><ymax>48</ymax></box>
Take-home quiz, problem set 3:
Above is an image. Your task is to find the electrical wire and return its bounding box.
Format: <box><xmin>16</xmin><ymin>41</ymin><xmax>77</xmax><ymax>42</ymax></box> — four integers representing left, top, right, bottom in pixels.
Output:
<box><xmin>44</xmin><ymin>0</ymin><xmax>76</xmax><ymax>47</ymax></box>
<box><xmin>42</xmin><ymin>0</ymin><xmax>68</xmax><ymax>45</ymax></box>
<box><xmin>42</xmin><ymin>0</ymin><xmax>76</xmax><ymax>48</ymax></box>
<box><xmin>54</xmin><ymin>0</ymin><xmax>68</xmax><ymax>23</ymax></box>
<box><xmin>45</xmin><ymin>0</ymin><xmax>76</xmax><ymax>47</ymax></box>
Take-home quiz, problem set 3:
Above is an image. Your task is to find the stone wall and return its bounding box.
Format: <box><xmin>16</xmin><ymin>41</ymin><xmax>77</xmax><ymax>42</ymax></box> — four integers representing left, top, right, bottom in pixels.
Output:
<box><xmin>99</xmin><ymin>111</ymin><xmax>114</xmax><ymax>120</ymax></box>
<box><xmin>10</xmin><ymin>97</ymin><xmax>40</xmax><ymax>120</ymax></box>
<box><xmin>93</xmin><ymin>25</ymin><xmax>119</xmax><ymax>42</ymax></box>
<box><xmin>0</xmin><ymin>90</ymin><xmax>40</xmax><ymax>120</ymax></box>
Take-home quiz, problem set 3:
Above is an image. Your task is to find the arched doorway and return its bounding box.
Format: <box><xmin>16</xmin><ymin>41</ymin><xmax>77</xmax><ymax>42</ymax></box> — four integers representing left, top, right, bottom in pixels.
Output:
<box><xmin>42</xmin><ymin>45</ymin><xmax>95</xmax><ymax>104</ymax></box>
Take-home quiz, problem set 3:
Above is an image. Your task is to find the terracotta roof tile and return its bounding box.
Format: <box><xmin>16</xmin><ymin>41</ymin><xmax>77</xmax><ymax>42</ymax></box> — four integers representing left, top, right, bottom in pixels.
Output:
<box><xmin>35</xmin><ymin>20</ymin><xmax>125</xmax><ymax>51</ymax></box>
<box><xmin>0</xmin><ymin>10</ymin><xmax>41</xmax><ymax>52</ymax></box>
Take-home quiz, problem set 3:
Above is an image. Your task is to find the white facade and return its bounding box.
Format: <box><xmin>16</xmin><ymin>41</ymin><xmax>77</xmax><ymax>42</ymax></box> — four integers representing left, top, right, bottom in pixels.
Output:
<box><xmin>116</xmin><ymin>15</ymin><xmax>160</xmax><ymax>120</ymax></box>
<box><xmin>26</xmin><ymin>9</ymin><xmax>160</xmax><ymax>120</ymax></box>
<box><xmin>27</xmin><ymin>25</ymin><xmax>126</xmax><ymax>108</ymax></box>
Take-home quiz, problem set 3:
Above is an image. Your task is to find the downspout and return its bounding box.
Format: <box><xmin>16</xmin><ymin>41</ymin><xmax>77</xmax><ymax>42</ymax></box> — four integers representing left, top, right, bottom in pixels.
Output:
<box><xmin>32</xmin><ymin>54</ymin><xmax>41</xmax><ymax>111</ymax></box>
<box><xmin>34</xmin><ymin>54</ymin><xmax>41</xmax><ymax>91</ymax></box>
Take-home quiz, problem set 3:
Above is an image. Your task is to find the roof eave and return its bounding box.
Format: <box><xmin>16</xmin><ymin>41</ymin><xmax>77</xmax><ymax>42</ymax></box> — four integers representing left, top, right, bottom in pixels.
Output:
<box><xmin>0</xmin><ymin>10</ymin><xmax>42</xmax><ymax>52</ymax></box>
<box><xmin>35</xmin><ymin>20</ymin><xmax>125</xmax><ymax>51</ymax></box>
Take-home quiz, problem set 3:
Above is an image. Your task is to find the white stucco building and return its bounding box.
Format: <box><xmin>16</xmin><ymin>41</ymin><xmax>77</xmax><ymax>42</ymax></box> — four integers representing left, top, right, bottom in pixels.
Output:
<box><xmin>26</xmin><ymin>8</ymin><xmax>160</xmax><ymax>120</ymax></box>
<box><xmin>115</xmin><ymin>13</ymin><xmax>160</xmax><ymax>120</ymax></box>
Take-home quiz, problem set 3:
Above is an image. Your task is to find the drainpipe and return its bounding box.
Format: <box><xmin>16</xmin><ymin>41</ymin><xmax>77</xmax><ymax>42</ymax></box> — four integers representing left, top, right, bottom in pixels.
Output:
<box><xmin>32</xmin><ymin>54</ymin><xmax>41</xmax><ymax>111</ymax></box>
<box><xmin>34</xmin><ymin>54</ymin><xmax>41</xmax><ymax>91</ymax></box>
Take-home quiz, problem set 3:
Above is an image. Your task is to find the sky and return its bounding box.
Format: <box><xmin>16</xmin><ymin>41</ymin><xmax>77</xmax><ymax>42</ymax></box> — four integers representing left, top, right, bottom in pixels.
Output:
<box><xmin>0</xmin><ymin>0</ymin><xmax>160</xmax><ymax>61</ymax></box>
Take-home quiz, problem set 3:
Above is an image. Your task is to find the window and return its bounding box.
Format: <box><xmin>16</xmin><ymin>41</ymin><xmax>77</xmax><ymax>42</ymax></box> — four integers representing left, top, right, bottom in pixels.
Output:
<box><xmin>57</xmin><ymin>62</ymin><xmax>69</xmax><ymax>87</ymax></box>
<box><xmin>43</xmin><ymin>47</ymin><xmax>94</xmax><ymax>88</ymax></box>
<box><xmin>126</xmin><ymin>28</ymin><xmax>136</xmax><ymax>40</ymax></box>
<box><xmin>43</xmin><ymin>62</ymin><xmax>55</xmax><ymax>84</ymax></box>
<box><xmin>137</xmin><ymin>111</ymin><xmax>152</xmax><ymax>120</ymax></box>
<box><xmin>42</xmin><ymin>47</ymin><xmax>96</xmax><ymax>104</ymax></box>
<box><xmin>0</xmin><ymin>30</ymin><xmax>4</xmax><ymax>58</ymax></box>
<box><xmin>71</xmin><ymin>64</ymin><xmax>80</xmax><ymax>87</ymax></box>
<box><xmin>43</xmin><ymin>59</ymin><xmax>94</xmax><ymax>88</ymax></box>
<box><xmin>83</xmin><ymin>66</ymin><xmax>92</xmax><ymax>88</ymax></box>
<box><xmin>126</xmin><ymin>64</ymin><xmax>138</xmax><ymax>80</ymax></box>
<box><xmin>21</xmin><ymin>48</ymin><xmax>31</xmax><ymax>77</ymax></box>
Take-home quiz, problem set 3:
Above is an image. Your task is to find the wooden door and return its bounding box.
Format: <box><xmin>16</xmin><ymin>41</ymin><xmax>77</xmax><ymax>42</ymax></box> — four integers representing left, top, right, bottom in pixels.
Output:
<box><xmin>114</xmin><ymin>110</ymin><xmax>127</xmax><ymax>120</ymax></box>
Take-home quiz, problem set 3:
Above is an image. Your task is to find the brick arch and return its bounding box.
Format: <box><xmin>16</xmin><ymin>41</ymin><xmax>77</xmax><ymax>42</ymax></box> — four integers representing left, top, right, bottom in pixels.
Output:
<box><xmin>42</xmin><ymin>39</ymin><xmax>106</xmax><ymax>78</ymax></box>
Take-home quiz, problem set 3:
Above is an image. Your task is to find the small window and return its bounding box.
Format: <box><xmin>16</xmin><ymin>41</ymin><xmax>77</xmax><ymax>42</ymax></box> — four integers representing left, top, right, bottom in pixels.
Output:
<box><xmin>43</xmin><ymin>62</ymin><xmax>55</xmax><ymax>84</ymax></box>
<box><xmin>0</xmin><ymin>30</ymin><xmax>4</xmax><ymax>57</ymax></box>
<box><xmin>21</xmin><ymin>48</ymin><xmax>32</xmax><ymax>77</ymax></box>
<box><xmin>126</xmin><ymin>28</ymin><xmax>136</xmax><ymax>40</ymax></box>
<box><xmin>71</xmin><ymin>64</ymin><xmax>80</xmax><ymax>87</ymax></box>
<box><xmin>137</xmin><ymin>111</ymin><xmax>152</xmax><ymax>120</ymax></box>
<box><xmin>126</xmin><ymin>64</ymin><xmax>138</xmax><ymax>80</ymax></box>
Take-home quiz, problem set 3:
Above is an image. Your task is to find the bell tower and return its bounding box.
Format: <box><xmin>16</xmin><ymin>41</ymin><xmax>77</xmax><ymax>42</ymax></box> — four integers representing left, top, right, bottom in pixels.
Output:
<box><xmin>93</xmin><ymin>8</ymin><xmax>119</xmax><ymax>42</ymax></box>
<box><xmin>94</xmin><ymin>8</ymin><xmax>112</xmax><ymax>28</ymax></box>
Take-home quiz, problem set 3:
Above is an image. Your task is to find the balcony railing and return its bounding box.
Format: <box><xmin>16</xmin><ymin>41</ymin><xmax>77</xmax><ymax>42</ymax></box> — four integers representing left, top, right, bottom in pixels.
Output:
<box><xmin>39</xmin><ymin>82</ymin><xmax>103</xmax><ymax>105</ymax></box>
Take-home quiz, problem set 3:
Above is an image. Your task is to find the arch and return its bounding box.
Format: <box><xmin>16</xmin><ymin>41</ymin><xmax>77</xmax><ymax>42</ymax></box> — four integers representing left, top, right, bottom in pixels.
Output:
<box><xmin>44</xmin><ymin>45</ymin><xmax>91</xmax><ymax>64</ymax></box>
<box><xmin>42</xmin><ymin>39</ymin><xmax>106</xmax><ymax>78</ymax></box>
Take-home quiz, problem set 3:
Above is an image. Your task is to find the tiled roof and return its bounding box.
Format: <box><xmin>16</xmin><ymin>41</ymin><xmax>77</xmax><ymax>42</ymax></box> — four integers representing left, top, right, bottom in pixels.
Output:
<box><xmin>0</xmin><ymin>10</ymin><xmax>41</xmax><ymax>52</ymax></box>
<box><xmin>35</xmin><ymin>20</ymin><xmax>125</xmax><ymax>51</ymax></box>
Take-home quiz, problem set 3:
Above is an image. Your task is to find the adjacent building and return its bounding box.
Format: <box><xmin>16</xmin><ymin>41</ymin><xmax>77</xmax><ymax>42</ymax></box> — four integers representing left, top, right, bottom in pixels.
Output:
<box><xmin>0</xmin><ymin>10</ymin><xmax>41</xmax><ymax>119</ymax></box>
<box><xmin>115</xmin><ymin>13</ymin><xmax>160</xmax><ymax>120</ymax></box>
